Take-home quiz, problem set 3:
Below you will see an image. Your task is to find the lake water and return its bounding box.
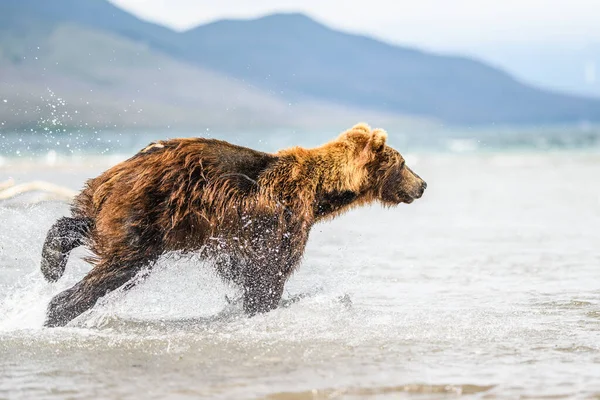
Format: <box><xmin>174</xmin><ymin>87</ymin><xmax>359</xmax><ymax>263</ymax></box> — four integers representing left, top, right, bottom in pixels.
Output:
<box><xmin>1</xmin><ymin>128</ymin><xmax>600</xmax><ymax>398</ymax></box>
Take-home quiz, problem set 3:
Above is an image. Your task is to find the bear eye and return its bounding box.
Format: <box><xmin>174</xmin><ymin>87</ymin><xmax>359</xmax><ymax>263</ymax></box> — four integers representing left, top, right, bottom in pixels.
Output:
<box><xmin>400</xmin><ymin>160</ymin><xmax>405</xmax><ymax>169</ymax></box>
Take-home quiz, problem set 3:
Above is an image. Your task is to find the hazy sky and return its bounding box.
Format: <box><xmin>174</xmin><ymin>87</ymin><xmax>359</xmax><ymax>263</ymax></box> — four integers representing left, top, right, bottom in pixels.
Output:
<box><xmin>110</xmin><ymin>0</ymin><xmax>600</xmax><ymax>52</ymax></box>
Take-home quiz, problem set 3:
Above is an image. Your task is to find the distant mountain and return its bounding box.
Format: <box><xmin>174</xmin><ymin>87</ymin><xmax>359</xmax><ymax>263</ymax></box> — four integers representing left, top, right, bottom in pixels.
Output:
<box><xmin>471</xmin><ymin>43</ymin><xmax>600</xmax><ymax>99</ymax></box>
<box><xmin>181</xmin><ymin>13</ymin><xmax>600</xmax><ymax>124</ymax></box>
<box><xmin>0</xmin><ymin>0</ymin><xmax>181</xmax><ymax>51</ymax></box>
<box><xmin>1</xmin><ymin>0</ymin><xmax>600</xmax><ymax>130</ymax></box>
<box><xmin>0</xmin><ymin>0</ymin><xmax>416</xmax><ymax>131</ymax></box>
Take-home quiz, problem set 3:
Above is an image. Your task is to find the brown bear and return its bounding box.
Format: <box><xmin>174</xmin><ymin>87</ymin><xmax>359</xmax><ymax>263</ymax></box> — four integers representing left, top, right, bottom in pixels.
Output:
<box><xmin>40</xmin><ymin>123</ymin><xmax>426</xmax><ymax>327</ymax></box>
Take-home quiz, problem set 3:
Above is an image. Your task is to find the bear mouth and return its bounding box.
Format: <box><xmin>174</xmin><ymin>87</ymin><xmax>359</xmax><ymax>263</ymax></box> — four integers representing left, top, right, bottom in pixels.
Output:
<box><xmin>398</xmin><ymin>193</ymin><xmax>415</xmax><ymax>204</ymax></box>
<box><xmin>399</xmin><ymin>187</ymin><xmax>425</xmax><ymax>204</ymax></box>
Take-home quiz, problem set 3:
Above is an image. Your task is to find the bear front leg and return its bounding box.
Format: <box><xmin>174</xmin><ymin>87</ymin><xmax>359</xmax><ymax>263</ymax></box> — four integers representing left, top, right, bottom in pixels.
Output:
<box><xmin>242</xmin><ymin>272</ymin><xmax>286</xmax><ymax>316</ymax></box>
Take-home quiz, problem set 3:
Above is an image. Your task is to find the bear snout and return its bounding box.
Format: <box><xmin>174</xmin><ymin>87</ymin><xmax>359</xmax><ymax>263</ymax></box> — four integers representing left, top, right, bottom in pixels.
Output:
<box><xmin>402</xmin><ymin>166</ymin><xmax>426</xmax><ymax>201</ymax></box>
<box><xmin>415</xmin><ymin>181</ymin><xmax>427</xmax><ymax>198</ymax></box>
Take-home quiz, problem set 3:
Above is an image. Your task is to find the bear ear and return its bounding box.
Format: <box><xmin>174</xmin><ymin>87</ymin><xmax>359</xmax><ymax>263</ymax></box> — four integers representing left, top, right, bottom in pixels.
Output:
<box><xmin>351</xmin><ymin>122</ymin><xmax>372</xmax><ymax>134</ymax></box>
<box><xmin>367</xmin><ymin>128</ymin><xmax>388</xmax><ymax>152</ymax></box>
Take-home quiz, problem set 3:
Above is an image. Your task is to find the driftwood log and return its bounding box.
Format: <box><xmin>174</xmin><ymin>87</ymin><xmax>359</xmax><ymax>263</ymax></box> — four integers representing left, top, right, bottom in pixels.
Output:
<box><xmin>0</xmin><ymin>178</ymin><xmax>15</xmax><ymax>191</ymax></box>
<box><xmin>0</xmin><ymin>179</ymin><xmax>77</xmax><ymax>203</ymax></box>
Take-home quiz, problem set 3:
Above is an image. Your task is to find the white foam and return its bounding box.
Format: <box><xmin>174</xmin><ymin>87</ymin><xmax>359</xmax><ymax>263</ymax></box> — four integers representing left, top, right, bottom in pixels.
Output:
<box><xmin>0</xmin><ymin>273</ymin><xmax>56</xmax><ymax>331</ymax></box>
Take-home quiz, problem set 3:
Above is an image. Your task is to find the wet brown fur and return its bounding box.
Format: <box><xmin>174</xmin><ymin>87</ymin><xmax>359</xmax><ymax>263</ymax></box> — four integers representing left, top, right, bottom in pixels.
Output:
<box><xmin>42</xmin><ymin>123</ymin><xmax>426</xmax><ymax>326</ymax></box>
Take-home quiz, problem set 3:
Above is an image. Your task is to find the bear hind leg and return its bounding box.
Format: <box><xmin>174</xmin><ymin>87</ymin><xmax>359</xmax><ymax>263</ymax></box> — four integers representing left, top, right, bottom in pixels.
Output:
<box><xmin>41</xmin><ymin>217</ymin><xmax>92</xmax><ymax>282</ymax></box>
<box><xmin>44</xmin><ymin>263</ymin><xmax>144</xmax><ymax>327</ymax></box>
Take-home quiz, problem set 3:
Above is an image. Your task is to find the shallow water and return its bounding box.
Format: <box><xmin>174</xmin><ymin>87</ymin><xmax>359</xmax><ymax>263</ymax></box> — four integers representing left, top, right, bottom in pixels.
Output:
<box><xmin>1</xmin><ymin>152</ymin><xmax>600</xmax><ymax>399</ymax></box>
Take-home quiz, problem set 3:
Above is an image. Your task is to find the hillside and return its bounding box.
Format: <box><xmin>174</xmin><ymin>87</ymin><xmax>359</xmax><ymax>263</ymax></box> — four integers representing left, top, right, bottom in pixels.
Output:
<box><xmin>182</xmin><ymin>13</ymin><xmax>600</xmax><ymax>124</ymax></box>
<box><xmin>472</xmin><ymin>43</ymin><xmax>600</xmax><ymax>99</ymax></box>
<box><xmin>1</xmin><ymin>0</ymin><xmax>600</xmax><ymax>130</ymax></box>
<box><xmin>0</xmin><ymin>25</ymin><xmax>292</xmax><ymax>131</ymax></box>
<box><xmin>0</xmin><ymin>3</ymin><xmax>418</xmax><ymax>131</ymax></box>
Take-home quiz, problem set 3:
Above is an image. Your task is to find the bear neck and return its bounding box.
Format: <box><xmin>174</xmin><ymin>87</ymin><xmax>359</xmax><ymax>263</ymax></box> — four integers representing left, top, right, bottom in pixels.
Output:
<box><xmin>263</xmin><ymin>145</ymin><xmax>372</xmax><ymax>221</ymax></box>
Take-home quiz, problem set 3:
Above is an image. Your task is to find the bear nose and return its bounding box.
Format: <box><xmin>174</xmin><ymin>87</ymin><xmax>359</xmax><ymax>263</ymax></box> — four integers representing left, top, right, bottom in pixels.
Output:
<box><xmin>416</xmin><ymin>181</ymin><xmax>427</xmax><ymax>198</ymax></box>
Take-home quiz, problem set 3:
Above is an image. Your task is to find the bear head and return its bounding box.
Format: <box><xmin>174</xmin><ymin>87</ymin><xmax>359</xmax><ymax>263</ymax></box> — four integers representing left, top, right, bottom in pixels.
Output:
<box><xmin>337</xmin><ymin>123</ymin><xmax>427</xmax><ymax>206</ymax></box>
